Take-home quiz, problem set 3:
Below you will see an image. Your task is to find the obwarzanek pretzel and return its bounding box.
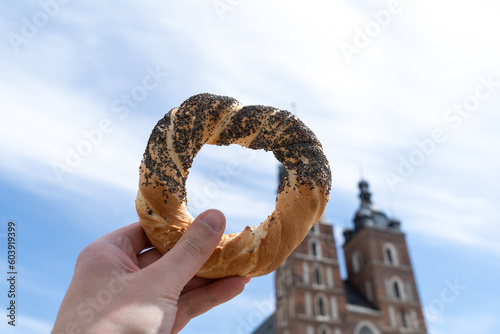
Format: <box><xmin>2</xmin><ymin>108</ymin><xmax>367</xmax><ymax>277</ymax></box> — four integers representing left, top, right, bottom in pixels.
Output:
<box><xmin>135</xmin><ymin>93</ymin><xmax>331</xmax><ymax>278</ymax></box>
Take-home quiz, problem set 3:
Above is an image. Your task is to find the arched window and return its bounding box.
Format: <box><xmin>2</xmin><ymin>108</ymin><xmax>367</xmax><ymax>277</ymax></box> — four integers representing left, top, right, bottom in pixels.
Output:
<box><xmin>310</xmin><ymin>239</ymin><xmax>321</xmax><ymax>258</ymax></box>
<box><xmin>315</xmin><ymin>294</ymin><xmax>328</xmax><ymax>318</ymax></box>
<box><xmin>314</xmin><ymin>266</ymin><xmax>322</xmax><ymax>286</ymax></box>
<box><xmin>393</xmin><ymin>281</ymin><xmax>401</xmax><ymax>300</ymax></box>
<box><xmin>352</xmin><ymin>251</ymin><xmax>363</xmax><ymax>274</ymax></box>
<box><xmin>360</xmin><ymin>327</ymin><xmax>375</xmax><ymax>334</ymax></box>
<box><xmin>386</xmin><ymin>276</ymin><xmax>406</xmax><ymax>301</ymax></box>
<box><xmin>385</xmin><ymin>248</ymin><xmax>393</xmax><ymax>263</ymax></box>
<box><xmin>383</xmin><ymin>243</ymin><xmax>399</xmax><ymax>266</ymax></box>
<box><xmin>354</xmin><ymin>321</ymin><xmax>381</xmax><ymax>334</ymax></box>
<box><xmin>318</xmin><ymin>297</ymin><xmax>326</xmax><ymax>316</ymax></box>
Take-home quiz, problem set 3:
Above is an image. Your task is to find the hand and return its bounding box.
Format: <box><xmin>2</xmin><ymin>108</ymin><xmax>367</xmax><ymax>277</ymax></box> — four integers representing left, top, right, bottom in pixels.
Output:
<box><xmin>53</xmin><ymin>209</ymin><xmax>249</xmax><ymax>334</ymax></box>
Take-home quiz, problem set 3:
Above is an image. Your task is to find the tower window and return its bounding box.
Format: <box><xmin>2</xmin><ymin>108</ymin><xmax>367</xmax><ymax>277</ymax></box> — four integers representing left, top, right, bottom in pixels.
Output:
<box><xmin>383</xmin><ymin>243</ymin><xmax>399</xmax><ymax>266</ymax></box>
<box><xmin>393</xmin><ymin>281</ymin><xmax>401</xmax><ymax>300</ymax></box>
<box><xmin>386</xmin><ymin>276</ymin><xmax>406</xmax><ymax>301</ymax></box>
<box><xmin>385</xmin><ymin>248</ymin><xmax>393</xmax><ymax>263</ymax></box>
<box><xmin>314</xmin><ymin>266</ymin><xmax>322</xmax><ymax>286</ymax></box>
<box><xmin>352</xmin><ymin>251</ymin><xmax>363</xmax><ymax>273</ymax></box>
<box><xmin>318</xmin><ymin>296</ymin><xmax>326</xmax><ymax>316</ymax></box>
<box><xmin>315</xmin><ymin>294</ymin><xmax>329</xmax><ymax>319</ymax></box>
<box><xmin>310</xmin><ymin>240</ymin><xmax>321</xmax><ymax>258</ymax></box>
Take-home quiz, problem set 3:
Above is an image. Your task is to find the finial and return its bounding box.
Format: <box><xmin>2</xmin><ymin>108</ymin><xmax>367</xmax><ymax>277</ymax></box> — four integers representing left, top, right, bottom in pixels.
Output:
<box><xmin>358</xmin><ymin>179</ymin><xmax>372</xmax><ymax>204</ymax></box>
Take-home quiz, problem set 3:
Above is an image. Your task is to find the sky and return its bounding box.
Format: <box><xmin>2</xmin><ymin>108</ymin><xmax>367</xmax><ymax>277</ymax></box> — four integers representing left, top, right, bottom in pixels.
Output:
<box><xmin>0</xmin><ymin>0</ymin><xmax>499</xmax><ymax>333</ymax></box>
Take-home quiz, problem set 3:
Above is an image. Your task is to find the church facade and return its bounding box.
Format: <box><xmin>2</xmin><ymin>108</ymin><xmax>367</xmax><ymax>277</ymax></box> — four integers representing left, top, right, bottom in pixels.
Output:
<box><xmin>252</xmin><ymin>179</ymin><xmax>427</xmax><ymax>334</ymax></box>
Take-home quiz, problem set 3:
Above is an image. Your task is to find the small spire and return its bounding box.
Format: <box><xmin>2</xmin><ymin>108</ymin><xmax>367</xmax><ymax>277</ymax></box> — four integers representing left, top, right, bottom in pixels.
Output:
<box><xmin>358</xmin><ymin>179</ymin><xmax>372</xmax><ymax>204</ymax></box>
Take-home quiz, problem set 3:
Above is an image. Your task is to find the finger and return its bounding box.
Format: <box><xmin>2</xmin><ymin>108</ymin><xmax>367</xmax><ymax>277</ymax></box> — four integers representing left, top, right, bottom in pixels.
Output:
<box><xmin>182</xmin><ymin>276</ymin><xmax>251</xmax><ymax>295</ymax></box>
<box><xmin>144</xmin><ymin>209</ymin><xmax>226</xmax><ymax>291</ymax></box>
<box><xmin>137</xmin><ymin>247</ymin><xmax>163</xmax><ymax>269</ymax></box>
<box><xmin>182</xmin><ymin>275</ymin><xmax>251</xmax><ymax>295</ymax></box>
<box><xmin>181</xmin><ymin>277</ymin><xmax>215</xmax><ymax>294</ymax></box>
<box><xmin>172</xmin><ymin>277</ymin><xmax>246</xmax><ymax>334</ymax></box>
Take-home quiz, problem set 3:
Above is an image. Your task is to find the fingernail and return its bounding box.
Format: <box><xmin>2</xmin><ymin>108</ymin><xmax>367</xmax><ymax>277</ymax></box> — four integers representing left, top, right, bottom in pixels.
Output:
<box><xmin>244</xmin><ymin>277</ymin><xmax>252</xmax><ymax>284</ymax></box>
<box><xmin>199</xmin><ymin>209</ymin><xmax>225</xmax><ymax>233</ymax></box>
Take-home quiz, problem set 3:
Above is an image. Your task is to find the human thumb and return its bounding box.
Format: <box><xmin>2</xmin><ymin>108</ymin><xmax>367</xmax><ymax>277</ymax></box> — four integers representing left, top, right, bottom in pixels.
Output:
<box><xmin>146</xmin><ymin>209</ymin><xmax>225</xmax><ymax>290</ymax></box>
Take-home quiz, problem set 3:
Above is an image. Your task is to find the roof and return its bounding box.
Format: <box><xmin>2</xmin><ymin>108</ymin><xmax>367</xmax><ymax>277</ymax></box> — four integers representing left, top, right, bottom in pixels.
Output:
<box><xmin>344</xmin><ymin>280</ymin><xmax>379</xmax><ymax>311</ymax></box>
<box><xmin>251</xmin><ymin>314</ymin><xmax>275</xmax><ymax>334</ymax></box>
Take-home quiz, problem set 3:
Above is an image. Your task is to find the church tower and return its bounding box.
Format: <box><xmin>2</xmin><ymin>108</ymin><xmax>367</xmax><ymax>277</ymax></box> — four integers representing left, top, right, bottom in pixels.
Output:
<box><xmin>252</xmin><ymin>174</ymin><xmax>428</xmax><ymax>334</ymax></box>
<box><xmin>342</xmin><ymin>180</ymin><xmax>427</xmax><ymax>333</ymax></box>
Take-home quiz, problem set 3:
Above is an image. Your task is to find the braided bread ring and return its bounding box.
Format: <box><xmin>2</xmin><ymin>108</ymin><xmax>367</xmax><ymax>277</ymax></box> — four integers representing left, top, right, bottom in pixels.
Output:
<box><xmin>136</xmin><ymin>93</ymin><xmax>331</xmax><ymax>278</ymax></box>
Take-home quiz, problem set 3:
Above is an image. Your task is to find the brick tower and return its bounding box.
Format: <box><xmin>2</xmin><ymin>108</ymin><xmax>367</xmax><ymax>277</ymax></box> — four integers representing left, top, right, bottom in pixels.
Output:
<box><xmin>252</xmin><ymin>174</ymin><xmax>427</xmax><ymax>334</ymax></box>
<box><xmin>342</xmin><ymin>180</ymin><xmax>427</xmax><ymax>333</ymax></box>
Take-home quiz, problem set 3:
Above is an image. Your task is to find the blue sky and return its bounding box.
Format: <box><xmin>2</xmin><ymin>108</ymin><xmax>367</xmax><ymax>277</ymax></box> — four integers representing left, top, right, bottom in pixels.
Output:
<box><xmin>1</xmin><ymin>0</ymin><xmax>500</xmax><ymax>333</ymax></box>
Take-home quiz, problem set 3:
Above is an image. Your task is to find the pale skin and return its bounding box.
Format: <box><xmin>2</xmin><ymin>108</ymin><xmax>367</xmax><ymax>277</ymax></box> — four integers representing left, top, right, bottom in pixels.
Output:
<box><xmin>53</xmin><ymin>209</ymin><xmax>249</xmax><ymax>334</ymax></box>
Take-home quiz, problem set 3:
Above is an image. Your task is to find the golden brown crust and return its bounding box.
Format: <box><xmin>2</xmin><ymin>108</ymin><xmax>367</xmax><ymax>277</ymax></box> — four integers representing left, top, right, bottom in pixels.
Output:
<box><xmin>135</xmin><ymin>93</ymin><xmax>331</xmax><ymax>278</ymax></box>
